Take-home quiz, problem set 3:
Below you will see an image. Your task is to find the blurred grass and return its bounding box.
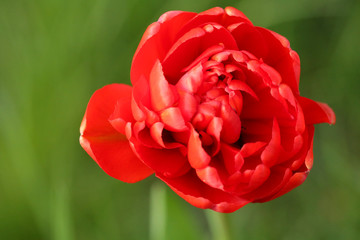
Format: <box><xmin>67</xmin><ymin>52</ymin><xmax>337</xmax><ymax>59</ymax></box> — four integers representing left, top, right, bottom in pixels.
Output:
<box><xmin>0</xmin><ymin>0</ymin><xmax>359</xmax><ymax>239</ymax></box>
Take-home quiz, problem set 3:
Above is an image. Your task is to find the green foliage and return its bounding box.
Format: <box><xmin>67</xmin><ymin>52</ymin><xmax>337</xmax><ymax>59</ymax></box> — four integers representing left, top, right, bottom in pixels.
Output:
<box><xmin>0</xmin><ymin>0</ymin><xmax>359</xmax><ymax>239</ymax></box>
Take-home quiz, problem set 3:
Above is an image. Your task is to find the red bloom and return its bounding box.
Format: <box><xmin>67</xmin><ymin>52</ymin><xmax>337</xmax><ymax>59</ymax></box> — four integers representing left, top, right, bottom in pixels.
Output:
<box><xmin>80</xmin><ymin>7</ymin><xmax>335</xmax><ymax>213</ymax></box>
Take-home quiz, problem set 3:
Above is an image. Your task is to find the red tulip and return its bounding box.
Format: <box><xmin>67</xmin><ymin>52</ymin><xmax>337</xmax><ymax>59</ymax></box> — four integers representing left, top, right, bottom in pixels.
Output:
<box><xmin>80</xmin><ymin>7</ymin><xmax>335</xmax><ymax>213</ymax></box>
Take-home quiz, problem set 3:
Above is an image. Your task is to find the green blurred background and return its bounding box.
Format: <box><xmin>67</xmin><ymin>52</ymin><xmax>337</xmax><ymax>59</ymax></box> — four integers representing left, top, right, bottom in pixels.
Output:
<box><xmin>0</xmin><ymin>0</ymin><xmax>359</xmax><ymax>239</ymax></box>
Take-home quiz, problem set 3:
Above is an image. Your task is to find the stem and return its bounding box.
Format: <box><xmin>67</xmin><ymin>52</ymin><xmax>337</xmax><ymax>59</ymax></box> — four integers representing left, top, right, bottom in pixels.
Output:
<box><xmin>205</xmin><ymin>210</ymin><xmax>231</xmax><ymax>240</ymax></box>
<box><xmin>149</xmin><ymin>182</ymin><xmax>166</xmax><ymax>240</ymax></box>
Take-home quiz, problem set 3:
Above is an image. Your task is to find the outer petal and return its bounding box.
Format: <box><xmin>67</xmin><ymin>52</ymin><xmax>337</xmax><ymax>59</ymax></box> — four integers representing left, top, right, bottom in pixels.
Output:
<box><xmin>157</xmin><ymin>11</ymin><xmax>197</xmax><ymax>39</ymax></box>
<box><xmin>177</xmin><ymin>7</ymin><xmax>252</xmax><ymax>38</ymax></box>
<box><xmin>131</xmin><ymin>144</ymin><xmax>191</xmax><ymax>178</ymax></box>
<box><xmin>247</xmin><ymin>167</ymin><xmax>293</xmax><ymax>202</ymax></box>
<box><xmin>228</xmin><ymin>22</ymin><xmax>268</xmax><ymax>58</ymax></box>
<box><xmin>298</xmin><ymin>96</ymin><xmax>336</xmax><ymax>125</ymax></box>
<box><xmin>80</xmin><ymin>84</ymin><xmax>132</xmax><ymax>136</ymax></box>
<box><xmin>256</xmin><ymin>27</ymin><xmax>300</xmax><ymax>94</ymax></box>
<box><xmin>131</xmin><ymin>22</ymin><xmax>162</xmax><ymax>86</ymax></box>
<box><xmin>305</xmin><ymin>126</ymin><xmax>315</xmax><ymax>170</ymax></box>
<box><xmin>224</xmin><ymin>6</ymin><xmax>252</xmax><ymax>25</ymax></box>
<box><xmin>176</xmin><ymin>7</ymin><xmax>225</xmax><ymax>37</ymax></box>
<box><xmin>256</xmin><ymin>172</ymin><xmax>308</xmax><ymax>203</ymax></box>
<box><xmin>131</xmin><ymin>11</ymin><xmax>196</xmax><ymax>85</ymax></box>
<box><xmin>80</xmin><ymin>84</ymin><xmax>153</xmax><ymax>183</ymax></box>
<box><xmin>157</xmin><ymin>171</ymin><xmax>250</xmax><ymax>213</ymax></box>
<box><xmin>162</xmin><ymin>23</ymin><xmax>238</xmax><ymax>83</ymax></box>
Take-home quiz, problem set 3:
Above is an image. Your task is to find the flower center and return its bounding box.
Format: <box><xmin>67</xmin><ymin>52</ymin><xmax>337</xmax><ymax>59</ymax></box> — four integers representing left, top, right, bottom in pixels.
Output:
<box><xmin>176</xmin><ymin>48</ymin><xmax>260</xmax><ymax>155</ymax></box>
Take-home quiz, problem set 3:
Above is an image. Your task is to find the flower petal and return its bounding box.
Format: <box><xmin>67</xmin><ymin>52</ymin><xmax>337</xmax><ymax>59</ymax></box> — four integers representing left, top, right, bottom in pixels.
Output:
<box><xmin>177</xmin><ymin>90</ymin><xmax>198</xmax><ymax>121</ymax></box>
<box><xmin>80</xmin><ymin>137</ymin><xmax>153</xmax><ymax>183</ymax></box>
<box><xmin>158</xmin><ymin>171</ymin><xmax>250</xmax><ymax>213</ymax></box>
<box><xmin>131</xmin><ymin>22</ymin><xmax>162</xmax><ymax>85</ymax></box>
<box><xmin>160</xmin><ymin>107</ymin><xmax>188</xmax><ymax>131</ymax></box>
<box><xmin>228</xmin><ymin>22</ymin><xmax>267</xmax><ymax>58</ymax></box>
<box><xmin>240</xmin><ymin>141</ymin><xmax>267</xmax><ymax>158</ymax></box>
<box><xmin>176</xmin><ymin>63</ymin><xmax>204</xmax><ymax>93</ymax></box>
<box><xmin>162</xmin><ymin>23</ymin><xmax>238</xmax><ymax>83</ymax></box>
<box><xmin>256</xmin><ymin>27</ymin><xmax>300</xmax><ymax>94</ymax></box>
<box><xmin>298</xmin><ymin>96</ymin><xmax>336</xmax><ymax>125</ymax></box>
<box><xmin>157</xmin><ymin>11</ymin><xmax>197</xmax><ymax>38</ymax></box>
<box><xmin>247</xmin><ymin>167</ymin><xmax>292</xmax><ymax>202</ymax></box>
<box><xmin>206</xmin><ymin>117</ymin><xmax>223</xmax><ymax>155</ymax></box>
<box><xmin>258</xmin><ymin>172</ymin><xmax>308</xmax><ymax>203</ymax></box>
<box><xmin>304</xmin><ymin>125</ymin><xmax>315</xmax><ymax>170</ymax></box>
<box><xmin>80</xmin><ymin>84</ymin><xmax>153</xmax><ymax>183</ymax></box>
<box><xmin>178</xmin><ymin>7</ymin><xmax>252</xmax><ymax>37</ymax></box>
<box><xmin>196</xmin><ymin>160</ymin><xmax>226</xmax><ymax>190</ymax></box>
<box><xmin>224</xmin><ymin>7</ymin><xmax>252</xmax><ymax>25</ymax></box>
<box><xmin>130</xmin><ymin>140</ymin><xmax>190</xmax><ymax>178</ymax></box>
<box><xmin>131</xmin><ymin>11</ymin><xmax>196</xmax><ymax>85</ymax></box>
<box><xmin>188</xmin><ymin>126</ymin><xmax>211</xmax><ymax>169</ymax></box>
<box><xmin>176</xmin><ymin>7</ymin><xmax>224</xmax><ymax>37</ymax></box>
<box><xmin>260</xmin><ymin>118</ymin><xmax>282</xmax><ymax>167</ymax></box>
<box><xmin>221</xmin><ymin>143</ymin><xmax>244</xmax><ymax>174</ymax></box>
<box><xmin>228</xmin><ymin>79</ymin><xmax>258</xmax><ymax>100</ymax></box>
<box><xmin>80</xmin><ymin>84</ymin><xmax>132</xmax><ymax>136</ymax></box>
<box><xmin>248</xmin><ymin>164</ymin><xmax>271</xmax><ymax>190</ymax></box>
<box><xmin>150</xmin><ymin>60</ymin><xmax>178</xmax><ymax>111</ymax></box>
<box><xmin>220</xmin><ymin>104</ymin><xmax>241</xmax><ymax>143</ymax></box>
